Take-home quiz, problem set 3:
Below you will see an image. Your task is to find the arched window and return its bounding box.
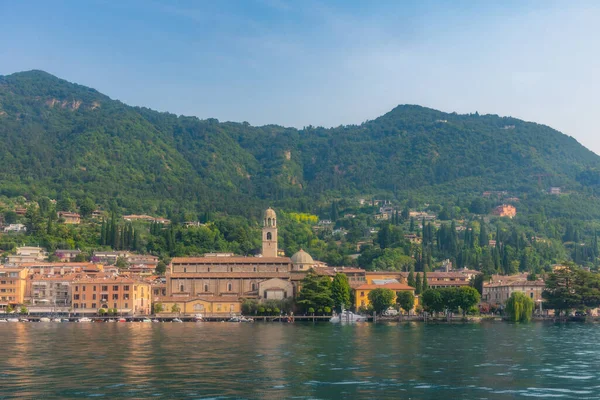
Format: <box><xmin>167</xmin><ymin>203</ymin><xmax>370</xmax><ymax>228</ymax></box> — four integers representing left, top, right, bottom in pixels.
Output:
<box><xmin>251</xmin><ymin>282</ymin><xmax>256</xmax><ymax>291</ymax></box>
<box><xmin>227</xmin><ymin>282</ymin><xmax>233</xmax><ymax>292</ymax></box>
<box><xmin>180</xmin><ymin>284</ymin><xmax>184</xmax><ymax>292</ymax></box>
<box><xmin>204</xmin><ymin>284</ymin><xmax>209</xmax><ymax>292</ymax></box>
<box><xmin>267</xmin><ymin>217</ymin><xmax>272</xmax><ymax>226</ymax></box>
<box><xmin>266</xmin><ymin>232</ymin><xmax>272</xmax><ymax>241</ymax></box>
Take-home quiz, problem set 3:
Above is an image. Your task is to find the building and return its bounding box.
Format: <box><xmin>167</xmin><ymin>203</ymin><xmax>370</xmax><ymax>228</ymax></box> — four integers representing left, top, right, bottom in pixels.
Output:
<box><xmin>354</xmin><ymin>282</ymin><xmax>415</xmax><ymax>310</ymax></box>
<box><xmin>70</xmin><ymin>276</ymin><xmax>151</xmax><ymax>315</ymax></box>
<box><xmin>19</xmin><ymin>262</ymin><xmax>104</xmax><ymax>276</ymax></box>
<box><xmin>92</xmin><ymin>251</ymin><xmax>131</xmax><ymax>265</ymax></box>
<box><xmin>127</xmin><ymin>255</ymin><xmax>159</xmax><ymax>274</ymax></box>
<box><xmin>0</xmin><ymin>267</ymin><xmax>28</xmax><ymax>308</ymax></box>
<box><xmin>26</xmin><ymin>273</ymin><xmax>78</xmax><ymax>308</ymax></box>
<box><xmin>3</xmin><ymin>224</ymin><xmax>27</xmax><ymax>233</ymax></box>
<box><xmin>262</xmin><ymin>207</ymin><xmax>278</xmax><ymax>258</ymax></box>
<box><xmin>482</xmin><ymin>274</ymin><xmax>545</xmax><ymax>306</ymax></box>
<box><xmin>54</xmin><ymin>249</ymin><xmax>82</xmax><ymax>261</ymax></box>
<box><xmin>492</xmin><ymin>204</ymin><xmax>517</xmax><ymax>218</ymax></box>
<box><xmin>155</xmin><ymin>295</ymin><xmax>242</xmax><ymax>316</ymax></box>
<box><xmin>57</xmin><ymin>211</ymin><xmax>81</xmax><ymax>224</ymax></box>
<box><xmin>7</xmin><ymin>246</ymin><xmax>47</xmax><ymax>265</ymax></box>
<box><xmin>549</xmin><ymin>187</ymin><xmax>561</xmax><ymax>195</ymax></box>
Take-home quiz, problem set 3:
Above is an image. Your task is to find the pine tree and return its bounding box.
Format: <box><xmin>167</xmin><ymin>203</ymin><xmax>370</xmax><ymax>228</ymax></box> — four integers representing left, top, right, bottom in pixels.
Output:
<box><xmin>479</xmin><ymin>220</ymin><xmax>488</xmax><ymax>247</ymax></box>
<box><xmin>100</xmin><ymin>219</ymin><xmax>106</xmax><ymax>245</ymax></box>
<box><xmin>409</xmin><ymin>217</ymin><xmax>415</xmax><ymax>232</ymax></box>
<box><xmin>415</xmin><ymin>273</ymin><xmax>422</xmax><ymax>295</ymax></box>
<box><xmin>407</xmin><ymin>269</ymin><xmax>416</xmax><ymax>288</ymax></box>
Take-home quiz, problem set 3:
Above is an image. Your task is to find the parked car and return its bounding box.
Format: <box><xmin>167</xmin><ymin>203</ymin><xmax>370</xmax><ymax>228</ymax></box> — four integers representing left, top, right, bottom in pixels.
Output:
<box><xmin>383</xmin><ymin>308</ymin><xmax>399</xmax><ymax>316</ymax></box>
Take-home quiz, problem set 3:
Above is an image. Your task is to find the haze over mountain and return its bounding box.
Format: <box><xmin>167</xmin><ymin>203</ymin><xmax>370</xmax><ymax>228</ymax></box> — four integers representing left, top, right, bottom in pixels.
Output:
<box><xmin>2</xmin><ymin>70</ymin><xmax>600</xmax><ymax>218</ymax></box>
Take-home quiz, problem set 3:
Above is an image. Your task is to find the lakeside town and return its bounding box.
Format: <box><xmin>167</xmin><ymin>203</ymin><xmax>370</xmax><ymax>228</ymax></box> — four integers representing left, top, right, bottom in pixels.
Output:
<box><xmin>0</xmin><ymin>204</ymin><xmax>582</xmax><ymax>323</ymax></box>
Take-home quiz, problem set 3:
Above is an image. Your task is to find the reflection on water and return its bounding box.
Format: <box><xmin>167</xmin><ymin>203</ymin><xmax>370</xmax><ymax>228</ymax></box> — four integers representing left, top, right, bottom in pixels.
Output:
<box><xmin>0</xmin><ymin>321</ymin><xmax>599</xmax><ymax>399</ymax></box>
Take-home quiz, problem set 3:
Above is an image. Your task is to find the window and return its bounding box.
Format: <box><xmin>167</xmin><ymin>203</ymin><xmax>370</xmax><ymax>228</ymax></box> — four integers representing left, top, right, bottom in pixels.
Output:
<box><xmin>123</xmin><ymin>285</ymin><xmax>129</xmax><ymax>291</ymax></box>
<box><xmin>184</xmin><ymin>268</ymin><xmax>187</xmax><ymax>273</ymax></box>
<box><xmin>180</xmin><ymin>284</ymin><xmax>184</xmax><ymax>292</ymax></box>
<box><xmin>82</xmin><ymin>303</ymin><xmax>86</xmax><ymax>309</ymax></box>
<box><xmin>75</xmin><ymin>286</ymin><xmax>79</xmax><ymax>292</ymax></box>
<box><xmin>124</xmin><ymin>294</ymin><xmax>129</xmax><ymax>300</ymax></box>
<box><xmin>113</xmin><ymin>286</ymin><xmax>119</xmax><ymax>291</ymax></box>
<box><xmin>112</xmin><ymin>294</ymin><xmax>118</xmax><ymax>300</ymax></box>
<box><xmin>124</xmin><ymin>303</ymin><xmax>128</xmax><ymax>308</ymax></box>
<box><xmin>74</xmin><ymin>304</ymin><xmax>79</xmax><ymax>309</ymax></box>
<box><xmin>82</xmin><ymin>294</ymin><xmax>86</xmax><ymax>300</ymax></box>
<box><xmin>91</xmin><ymin>303</ymin><xmax>97</xmax><ymax>309</ymax></box>
<box><xmin>253</xmin><ymin>267</ymin><xmax>257</xmax><ymax>272</ymax></box>
<box><xmin>267</xmin><ymin>232</ymin><xmax>272</xmax><ymax>240</ymax></box>
<box><xmin>92</xmin><ymin>294</ymin><xmax>96</xmax><ymax>300</ymax></box>
<box><xmin>530</xmin><ymin>293</ymin><xmax>534</xmax><ymax>298</ymax></box>
<box><xmin>82</xmin><ymin>286</ymin><xmax>86</xmax><ymax>292</ymax></box>
<box><xmin>227</xmin><ymin>282</ymin><xmax>232</xmax><ymax>292</ymax></box>
<box><xmin>251</xmin><ymin>283</ymin><xmax>256</xmax><ymax>291</ymax></box>
<box><xmin>93</xmin><ymin>286</ymin><xmax>96</xmax><ymax>291</ymax></box>
<box><xmin>204</xmin><ymin>284</ymin><xmax>209</xmax><ymax>292</ymax></box>
<box><xmin>74</xmin><ymin>294</ymin><xmax>80</xmax><ymax>300</ymax></box>
<box><xmin>361</xmin><ymin>291</ymin><xmax>365</xmax><ymax>297</ymax></box>
<box><xmin>101</xmin><ymin>286</ymin><xmax>108</xmax><ymax>291</ymax></box>
<box><xmin>101</xmin><ymin>295</ymin><xmax>108</xmax><ymax>301</ymax></box>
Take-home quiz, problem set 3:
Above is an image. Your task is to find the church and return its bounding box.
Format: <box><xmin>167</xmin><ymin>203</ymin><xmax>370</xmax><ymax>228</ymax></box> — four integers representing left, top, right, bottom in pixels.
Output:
<box><xmin>158</xmin><ymin>208</ymin><xmax>320</xmax><ymax>314</ymax></box>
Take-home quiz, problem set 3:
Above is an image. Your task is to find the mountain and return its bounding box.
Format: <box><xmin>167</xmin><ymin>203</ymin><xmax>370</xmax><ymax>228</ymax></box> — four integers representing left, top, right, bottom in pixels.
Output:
<box><xmin>2</xmin><ymin>70</ymin><xmax>600</xmax><ymax>218</ymax></box>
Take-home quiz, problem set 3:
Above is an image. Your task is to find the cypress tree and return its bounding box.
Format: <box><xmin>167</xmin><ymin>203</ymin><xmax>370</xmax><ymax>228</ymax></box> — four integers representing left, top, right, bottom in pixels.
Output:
<box><xmin>415</xmin><ymin>273</ymin><xmax>422</xmax><ymax>295</ymax></box>
<box><xmin>479</xmin><ymin>220</ymin><xmax>488</xmax><ymax>247</ymax></box>
<box><xmin>422</xmin><ymin>270</ymin><xmax>429</xmax><ymax>291</ymax></box>
<box><xmin>407</xmin><ymin>269</ymin><xmax>416</xmax><ymax>288</ymax></box>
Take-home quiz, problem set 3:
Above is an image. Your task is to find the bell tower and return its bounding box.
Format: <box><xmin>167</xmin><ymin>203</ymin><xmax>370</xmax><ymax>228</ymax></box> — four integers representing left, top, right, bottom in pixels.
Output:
<box><xmin>262</xmin><ymin>208</ymin><xmax>278</xmax><ymax>258</ymax></box>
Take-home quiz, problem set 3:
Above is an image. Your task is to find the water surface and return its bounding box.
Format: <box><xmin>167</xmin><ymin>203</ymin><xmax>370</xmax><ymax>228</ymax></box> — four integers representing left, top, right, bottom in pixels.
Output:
<box><xmin>1</xmin><ymin>321</ymin><xmax>599</xmax><ymax>399</ymax></box>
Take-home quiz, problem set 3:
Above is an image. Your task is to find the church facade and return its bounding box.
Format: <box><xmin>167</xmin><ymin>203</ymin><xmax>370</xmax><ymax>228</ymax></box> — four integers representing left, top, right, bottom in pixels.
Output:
<box><xmin>159</xmin><ymin>208</ymin><xmax>312</xmax><ymax>312</ymax></box>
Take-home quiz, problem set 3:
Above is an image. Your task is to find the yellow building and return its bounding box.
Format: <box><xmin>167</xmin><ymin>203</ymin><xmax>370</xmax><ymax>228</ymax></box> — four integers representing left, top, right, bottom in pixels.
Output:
<box><xmin>0</xmin><ymin>267</ymin><xmax>28</xmax><ymax>307</ymax></box>
<box><xmin>354</xmin><ymin>282</ymin><xmax>416</xmax><ymax>310</ymax></box>
<box><xmin>365</xmin><ymin>271</ymin><xmax>407</xmax><ymax>285</ymax></box>
<box><xmin>155</xmin><ymin>296</ymin><xmax>242</xmax><ymax>316</ymax></box>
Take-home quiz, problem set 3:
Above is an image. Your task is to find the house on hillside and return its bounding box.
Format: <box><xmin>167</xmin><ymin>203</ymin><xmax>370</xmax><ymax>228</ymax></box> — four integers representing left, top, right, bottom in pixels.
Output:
<box><xmin>58</xmin><ymin>212</ymin><xmax>81</xmax><ymax>224</ymax></box>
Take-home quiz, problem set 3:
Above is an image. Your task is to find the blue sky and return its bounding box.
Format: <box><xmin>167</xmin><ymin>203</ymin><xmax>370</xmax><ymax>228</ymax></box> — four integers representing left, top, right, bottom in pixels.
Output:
<box><xmin>2</xmin><ymin>0</ymin><xmax>600</xmax><ymax>153</ymax></box>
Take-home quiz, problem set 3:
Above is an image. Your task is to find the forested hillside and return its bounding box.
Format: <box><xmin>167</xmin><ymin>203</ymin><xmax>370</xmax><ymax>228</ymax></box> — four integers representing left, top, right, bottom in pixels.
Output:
<box><xmin>2</xmin><ymin>70</ymin><xmax>600</xmax><ymax>219</ymax></box>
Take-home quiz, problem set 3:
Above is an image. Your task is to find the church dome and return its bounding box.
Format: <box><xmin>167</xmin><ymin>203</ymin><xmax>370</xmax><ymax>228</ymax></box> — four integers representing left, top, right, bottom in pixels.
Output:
<box><xmin>264</xmin><ymin>208</ymin><xmax>277</xmax><ymax>227</ymax></box>
<box><xmin>291</xmin><ymin>249</ymin><xmax>314</xmax><ymax>265</ymax></box>
<box><xmin>264</xmin><ymin>208</ymin><xmax>276</xmax><ymax>219</ymax></box>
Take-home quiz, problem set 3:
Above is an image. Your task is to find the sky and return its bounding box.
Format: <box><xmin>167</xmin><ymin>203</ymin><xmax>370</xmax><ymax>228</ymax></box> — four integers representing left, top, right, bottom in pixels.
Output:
<box><xmin>2</xmin><ymin>0</ymin><xmax>600</xmax><ymax>153</ymax></box>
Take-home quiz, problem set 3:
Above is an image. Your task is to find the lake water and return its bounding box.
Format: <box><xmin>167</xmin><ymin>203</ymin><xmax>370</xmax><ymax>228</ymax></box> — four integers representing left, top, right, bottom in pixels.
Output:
<box><xmin>1</xmin><ymin>321</ymin><xmax>599</xmax><ymax>399</ymax></box>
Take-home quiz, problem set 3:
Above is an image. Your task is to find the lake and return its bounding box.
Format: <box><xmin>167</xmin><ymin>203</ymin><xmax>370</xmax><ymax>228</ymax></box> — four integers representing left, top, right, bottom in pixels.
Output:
<box><xmin>0</xmin><ymin>321</ymin><xmax>599</xmax><ymax>399</ymax></box>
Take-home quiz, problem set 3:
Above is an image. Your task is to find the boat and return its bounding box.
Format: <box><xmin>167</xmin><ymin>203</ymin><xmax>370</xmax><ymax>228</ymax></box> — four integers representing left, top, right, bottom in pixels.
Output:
<box><xmin>7</xmin><ymin>318</ymin><xmax>19</xmax><ymax>323</ymax></box>
<box><xmin>19</xmin><ymin>318</ymin><xmax>29</xmax><ymax>322</ymax></box>
<box><xmin>118</xmin><ymin>318</ymin><xmax>127</xmax><ymax>322</ymax></box>
<box><xmin>172</xmin><ymin>318</ymin><xmax>183</xmax><ymax>323</ymax></box>
<box><xmin>0</xmin><ymin>319</ymin><xmax>7</xmax><ymax>322</ymax></box>
<box><xmin>39</xmin><ymin>317</ymin><xmax>51</xmax><ymax>322</ymax></box>
<box><xmin>78</xmin><ymin>317</ymin><xmax>92</xmax><ymax>323</ymax></box>
<box><xmin>53</xmin><ymin>318</ymin><xmax>62</xmax><ymax>322</ymax></box>
<box><xmin>193</xmin><ymin>314</ymin><xmax>204</xmax><ymax>322</ymax></box>
<box><xmin>61</xmin><ymin>318</ymin><xmax>70</xmax><ymax>323</ymax></box>
<box><xmin>240</xmin><ymin>317</ymin><xmax>254</xmax><ymax>323</ymax></box>
<box><xmin>107</xmin><ymin>319</ymin><xmax>117</xmax><ymax>323</ymax></box>
<box><xmin>142</xmin><ymin>318</ymin><xmax>152</xmax><ymax>323</ymax></box>
<box><xmin>228</xmin><ymin>316</ymin><xmax>241</xmax><ymax>322</ymax></box>
<box><xmin>152</xmin><ymin>319</ymin><xmax>160</xmax><ymax>323</ymax></box>
<box><xmin>329</xmin><ymin>310</ymin><xmax>367</xmax><ymax>323</ymax></box>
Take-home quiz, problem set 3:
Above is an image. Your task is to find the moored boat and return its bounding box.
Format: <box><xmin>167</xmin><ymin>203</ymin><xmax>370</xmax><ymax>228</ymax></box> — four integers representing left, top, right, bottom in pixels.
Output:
<box><xmin>39</xmin><ymin>317</ymin><xmax>51</xmax><ymax>322</ymax></box>
<box><xmin>329</xmin><ymin>310</ymin><xmax>367</xmax><ymax>323</ymax></box>
<box><xmin>172</xmin><ymin>318</ymin><xmax>183</xmax><ymax>323</ymax></box>
<box><xmin>78</xmin><ymin>317</ymin><xmax>92</xmax><ymax>323</ymax></box>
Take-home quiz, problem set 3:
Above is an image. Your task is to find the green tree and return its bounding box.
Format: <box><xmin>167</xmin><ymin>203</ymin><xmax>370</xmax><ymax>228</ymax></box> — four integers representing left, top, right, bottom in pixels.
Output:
<box><xmin>506</xmin><ymin>292</ymin><xmax>534</xmax><ymax>322</ymax></box>
<box><xmin>396</xmin><ymin>291</ymin><xmax>415</xmax><ymax>314</ymax></box>
<box><xmin>456</xmin><ymin>286</ymin><xmax>481</xmax><ymax>316</ymax></box>
<box><xmin>19</xmin><ymin>306</ymin><xmax>28</xmax><ymax>314</ymax></box>
<box><xmin>79</xmin><ymin>197</ymin><xmax>96</xmax><ymax>218</ymax></box>
<box><xmin>171</xmin><ymin>303</ymin><xmax>181</xmax><ymax>313</ymax></box>
<box><xmin>407</xmin><ymin>269</ymin><xmax>416</xmax><ymax>288</ymax></box>
<box><xmin>155</xmin><ymin>261</ymin><xmax>167</xmax><ymax>275</ymax></box>
<box><xmin>415</xmin><ymin>273</ymin><xmax>422</xmax><ymax>295</ymax></box>
<box><xmin>421</xmin><ymin>289</ymin><xmax>444</xmax><ymax>313</ymax></box>
<box><xmin>153</xmin><ymin>303</ymin><xmax>164</xmax><ymax>314</ymax></box>
<box><xmin>331</xmin><ymin>273</ymin><xmax>351</xmax><ymax>312</ymax></box>
<box><xmin>368</xmin><ymin>288</ymin><xmax>395</xmax><ymax>315</ymax></box>
<box><xmin>115</xmin><ymin>257</ymin><xmax>129</xmax><ymax>269</ymax></box>
<box><xmin>297</xmin><ymin>270</ymin><xmax>334</xmax><ymax>312</ymax></box>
